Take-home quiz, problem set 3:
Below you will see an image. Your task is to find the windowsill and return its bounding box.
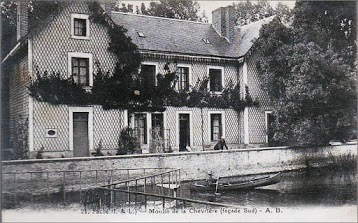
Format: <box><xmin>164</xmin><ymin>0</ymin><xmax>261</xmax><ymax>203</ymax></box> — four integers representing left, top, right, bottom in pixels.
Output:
<box><xmin>71</xmin><ymin>35</ymin><xmax>90</xmax><ymax>40</ymax></box>
<box><xmin>210</xmin><ymin>91</ymin><xmax>223</xmax><ymax>95</ymax></box>
<box><xmin>82</xmin><ymin>86</ymin><xmax>92</xmax><ymax>92</ymax></box>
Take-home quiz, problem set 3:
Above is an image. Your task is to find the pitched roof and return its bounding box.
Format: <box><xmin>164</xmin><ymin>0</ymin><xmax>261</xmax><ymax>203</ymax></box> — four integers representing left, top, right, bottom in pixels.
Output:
<box><xmin>236</xmin><ymin>16</ymin><xmax>275</xmax><ymax>57</ymax></box>
<box><xmin>110</xmin><ymin>12</ymin><xmax>275</xmax><ymax>59</ymax></box>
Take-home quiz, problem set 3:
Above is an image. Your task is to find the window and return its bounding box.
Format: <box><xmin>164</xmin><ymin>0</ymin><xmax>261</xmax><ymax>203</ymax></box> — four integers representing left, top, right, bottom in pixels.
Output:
<box><xmin>211</xmin><ymin>114</ymin><xmax>222</xmax><ymax>141</ymax></box>
<box><xmin>137</xmin><ymin>32</ymin><xmax>145</xmax><ymax>37</ymax></box>
<box><xmin>140</xmin><ymin>63</ymin><xmax>157</xmax><ymax>85</ymax></box>
<box><xmin>71</xmin><ymin>14</ymin><xmax>89</xmax><ymax>39</ymax></box>
<box><xmin>152</xmin><ymin>114</ymin><xmax>164</xmax><ymax>138</ymax></box>
<box><xmin>74</xmin><ymin>18</ymin><xmax>87</xmax><ymax>36</ymax></box>
<box><xmin>202</xmin><ymin>38</ymin><xmax>211</xmax><ymax>44</ymax></box>
<box><xmin>72</xmin><ymin>58</ymin><xmax>89</xmax><ymax>85</ymax></box>
<box><xmin>134</xmin><ymin>114</ymin><xmax>147</xmax><ymax>145</ymax></box>
<box><xmin>177</xmin><ymin>66</ymin><xmax>189</xmax><ymax>91</ymax></box>
<box><xmin>68</xmin><ymin>52</ymin><xmax>93</xmax><ymax>87</ymax></box>
<box><xmin>208</xmin><ymin>67</ymin><xmax>223</xmax><ymax>92</ymax></box>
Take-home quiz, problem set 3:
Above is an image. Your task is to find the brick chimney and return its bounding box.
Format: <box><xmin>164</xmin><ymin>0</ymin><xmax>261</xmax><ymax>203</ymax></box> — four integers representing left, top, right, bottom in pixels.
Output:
<box><xmin>212</xmin><ymin>6</ymin><xmax>236</xmax><ymax>42</ymax></box>
<box><xmin>16</xmin><ymin>1</ymin><xmax>28</xmax><ymax>41</ymax></box>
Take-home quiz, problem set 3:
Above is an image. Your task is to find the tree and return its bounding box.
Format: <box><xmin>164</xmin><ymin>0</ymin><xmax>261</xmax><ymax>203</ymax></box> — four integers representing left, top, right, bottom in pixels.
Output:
<box><xmin>114</xmin><ymin>3</ymin><xmax>134</xmax><ymax>13</ymax></box>
<box><xmin>1</xmin><ymin>1</ymin><xmax>17</xmax><ymax>59</ymax></box>
<box><xmin>233</xmin><ymin>0</ymin><xmax>292</xmax><ymax>26</ymax></box>
<box><xmin>144</xmin><ymin>0</ymin><xmax>200</xmax><ymax>21</ymax></box>
<box><xmin>255</xmin><ymin>1</ymin><xmax>357</xmax><ymax>146</ymax></box>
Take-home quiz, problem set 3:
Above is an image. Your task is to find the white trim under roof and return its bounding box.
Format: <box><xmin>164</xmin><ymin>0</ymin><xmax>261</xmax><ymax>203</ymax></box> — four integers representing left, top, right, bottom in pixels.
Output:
<box><xmin>140</xmin><ymin>50</ymin><xmax>245</xmax><ymax>63</ymax></box>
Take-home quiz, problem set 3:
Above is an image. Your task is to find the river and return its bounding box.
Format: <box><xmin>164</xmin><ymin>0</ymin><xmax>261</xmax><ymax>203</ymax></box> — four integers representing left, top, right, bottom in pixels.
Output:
<box><xmin>2</xmin><ymin>166</ymin><xmax>357</xmax><ymax>222</ymax></box>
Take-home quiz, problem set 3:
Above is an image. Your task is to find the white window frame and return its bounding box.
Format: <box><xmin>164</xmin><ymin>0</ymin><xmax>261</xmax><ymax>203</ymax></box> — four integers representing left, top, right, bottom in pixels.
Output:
<box><xmin>68</xmin><ymin>52</ymin><xmax>93</xmax><ymax>87</ymax></box>
<box><xmin>176</xmin><ymin>64</ymin><xmax>192</xmax><ymax>91</ymax></box>
<box><xmin>265</xmin><ymin>111</ymin><xmax>273</xmax><ymax>143</ymax></box>
<box><xmin>130</xmin><ymin>112</ymin><xmax>150</xmax><ymax>145</ymax></box>
<box><xmin>69</xmin><ymin>107</ymin><xmax>94</xmax><ymax>152</ymax></box>
<box><xmin>71</xmin><ymin>13</ymin><xmax>90</xmax><ymax>39</ymax></box>
<box><xmin>140</xmin><ymin>62</ymin><xmax>158</xmax><ymax>86</ymax></box>
<box><xmin>176</xmin><ymin>111</ymin><xmax>193</xmax><ymax>149</ymax></box>
<box><xmin>208</xmin><ymin>111</ymin><xmax>225</xmax><ymax>142</ymax></box>
<box><xmin>207</xmin><ymin>65</ymin><xmax>225</xmax><ymax>94</ymax></box>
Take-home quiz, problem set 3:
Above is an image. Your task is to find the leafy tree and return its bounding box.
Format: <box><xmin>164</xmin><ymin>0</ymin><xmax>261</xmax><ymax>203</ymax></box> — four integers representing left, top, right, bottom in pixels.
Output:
<box><xmin>142</xmin><ymin>0</ymin><xmax>200</xmax><ymax>21</ymax></box>
<box><xmin>233</xmin><ymin>0</ymin><xmax>292</xmax><ymax>26</ymax></box>
<box><xmin>255</xmin><ymin>1</ymin><xmax>357</xmax><ymax>146</ymax></box>
<box><xmin>1</xmin><ymin>1</ymin><xmax>17</xmax><ymax>59</ymax></box>
<box><xmin>114</xmin><ymin>3</ymin><xmax>134</xmax><ymax>13</ymax></box>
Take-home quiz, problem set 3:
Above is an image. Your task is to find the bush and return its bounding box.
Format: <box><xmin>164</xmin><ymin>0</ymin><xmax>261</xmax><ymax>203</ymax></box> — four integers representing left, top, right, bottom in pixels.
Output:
<box><xmin>117</xmin><ymin>127</ymin><xmax>139</xmax><ymax>155</ymax></box>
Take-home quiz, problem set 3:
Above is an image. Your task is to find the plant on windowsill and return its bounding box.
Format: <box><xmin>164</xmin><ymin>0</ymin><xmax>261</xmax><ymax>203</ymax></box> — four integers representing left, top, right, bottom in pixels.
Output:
<box><xmin>92</xmin><ymin>139</ymin><xmax>104</xmax><ymax>157</ymax></box>
<box><xmin>36</xmin><ymin>145</ymin><xmax>45</xmax><ymax>159</ymax></box>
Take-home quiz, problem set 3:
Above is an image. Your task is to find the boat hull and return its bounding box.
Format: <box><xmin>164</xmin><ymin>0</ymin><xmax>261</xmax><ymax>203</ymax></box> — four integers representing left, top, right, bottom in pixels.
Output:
<box><xmin>190</xmin><ymin>172</ymin><xmax>282</xmax><ymax>192</ymax></box>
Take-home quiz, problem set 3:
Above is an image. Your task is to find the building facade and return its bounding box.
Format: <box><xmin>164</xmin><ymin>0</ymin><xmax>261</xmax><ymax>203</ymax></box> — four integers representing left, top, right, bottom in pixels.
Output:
<box><xmin>2</xmin><ymin>1</ymin><xmax>274</xmax><ymax>159</ymax></box>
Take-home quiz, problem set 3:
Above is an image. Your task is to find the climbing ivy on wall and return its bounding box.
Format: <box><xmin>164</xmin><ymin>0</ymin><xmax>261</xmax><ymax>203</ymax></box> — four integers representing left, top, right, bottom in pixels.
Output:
<box><xmin>28</xmin><ymin>1</ymin><xmax>258</xmax><ymax>113</ymax></box>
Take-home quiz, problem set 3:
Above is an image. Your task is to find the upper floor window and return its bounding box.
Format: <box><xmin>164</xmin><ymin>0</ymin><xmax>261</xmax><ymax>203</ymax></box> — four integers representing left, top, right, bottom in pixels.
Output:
<box><xmin>71</xmin><ymin>14</ymin><xmax>89</xmax><ymax>39</ymax></box>
<box><xmin>74</xmin><ymin>18</ymin><xmax>87</xmax><ymax>36</ymax></box>
<box><xmin>177</xmin><ymin>66</ymin><xmax>190</xmax><ymax>91</ymax></box>
<box><xmin>140</xmin><ymin>63</ymin><xmax>157</xmax><ymax>85</ymax></box>
<box><xmin>72</xmin><ymin>58</ymin><xmax>89</xmax><ymax>85</ymax></box>
<box><xmin>68</xmin><ymin>52</ymin><xmax>93</xmax><ymax>87</ymax></box>
<box><xmin>208</xmin><ymin>67</ymin><xmax>223</xmax><ymax>93</ymax></box>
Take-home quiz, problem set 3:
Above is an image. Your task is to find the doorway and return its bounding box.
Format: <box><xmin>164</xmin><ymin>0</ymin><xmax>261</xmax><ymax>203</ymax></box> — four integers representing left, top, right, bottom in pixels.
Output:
<box><xmin>73</xmin><ymin>112</ymin><xmax>89</xmax><ymax>157</ymax></box>
<box><xmin>179</xmin><ymin>114</ymin><xmax>190</xmax><ymax>151</ymax></box>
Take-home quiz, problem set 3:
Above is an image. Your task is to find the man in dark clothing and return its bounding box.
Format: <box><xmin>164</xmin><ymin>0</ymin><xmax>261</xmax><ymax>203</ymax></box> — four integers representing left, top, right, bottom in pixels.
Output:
<box><xmin>214</xmin><ymin>137</ymin><xmax>228</xmax><ymax>150</ymax></box>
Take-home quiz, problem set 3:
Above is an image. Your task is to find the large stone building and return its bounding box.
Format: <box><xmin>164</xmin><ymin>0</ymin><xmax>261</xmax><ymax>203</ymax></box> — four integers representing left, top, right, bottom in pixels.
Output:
<box><xmin>2</xmin><ymin>1</ymin><xmax>274</xmax><ymax>158</ymax></box>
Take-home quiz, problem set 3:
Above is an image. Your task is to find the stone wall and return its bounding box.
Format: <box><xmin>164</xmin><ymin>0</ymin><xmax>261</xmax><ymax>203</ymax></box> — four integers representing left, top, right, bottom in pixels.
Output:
<box><xmin>2</xmin><ymin>145</ymin><xmax>356</xmax><ymax>181</ymax></box>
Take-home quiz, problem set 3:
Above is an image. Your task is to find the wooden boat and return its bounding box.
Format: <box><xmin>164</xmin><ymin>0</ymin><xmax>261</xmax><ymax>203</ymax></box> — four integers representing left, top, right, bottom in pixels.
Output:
<box><xmin>190</xmin><ymin>172</ymin><xmax>282</xmax><ymax>192</ymax></box>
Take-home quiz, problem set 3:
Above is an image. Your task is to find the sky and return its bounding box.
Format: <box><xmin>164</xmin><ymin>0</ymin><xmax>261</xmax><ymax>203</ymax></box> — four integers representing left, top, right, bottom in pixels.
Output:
<box><xmin>119</xmin><ymin>1</ymin><xmax>296</xmax><ymax>23</ymax></box>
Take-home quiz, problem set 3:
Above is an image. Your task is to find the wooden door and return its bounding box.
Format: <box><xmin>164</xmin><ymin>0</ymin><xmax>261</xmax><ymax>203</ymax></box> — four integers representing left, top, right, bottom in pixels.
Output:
<box><xmin>73</xmin><ymin>112</ymin><xmax>89</xmax><ymax>157</ymax></box>
<box><xmin>179</xmin><ymin>114</ymin><xmax>190</xmax><ymax>151</ymax></box>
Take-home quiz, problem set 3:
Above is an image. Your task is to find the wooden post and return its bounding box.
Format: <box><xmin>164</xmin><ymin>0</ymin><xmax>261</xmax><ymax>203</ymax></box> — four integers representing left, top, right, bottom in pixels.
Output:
<box><xmin>30</xmin><ymin>173</ymin><xmax>33</xmax><ymax>203</ymax></box>
<box><xmin>47</xmin><ymin>172</ymin><xmax>50</xmax><ymax>200</ymax></box>
<box><xmin>63</xmin><ymin>172</ymin><xmax>66</xmax><ymax>203</ymax></box>
<box><xmin>14</xmin><ymin>173</ymin><xmax>17</xmax><ymax>204</ymax></box>
<box><xmin>168</xmin><ymin>172</ymin><xmax>171</xmax><ymax>196</ymax></box>
<box><xmin>79</xmin><ymin>171</ymin><xmax>82</xmax><ymax>203</ymax></box>
<box><xmin>161</xmin><ymin>174</ymin><xmax>164</xmax><ymax>195</ymax></box>
<box><xmin>95</xmin><ymin>170</ymin><xmax>98</xmax><ymax>186</ymax></box>
<box><xmin>144</xmin><ymin>178</ymin><xmax>146</xmax><ymax>193</ymax></box>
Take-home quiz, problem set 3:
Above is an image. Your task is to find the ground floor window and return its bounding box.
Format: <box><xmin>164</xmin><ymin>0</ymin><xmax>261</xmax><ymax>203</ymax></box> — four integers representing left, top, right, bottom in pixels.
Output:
<box><xmin>210</xmin><ymin>113</ymin><xmax>222</xmax><ymax>141</ymax></box>
<box><xmin>134</xmin><ymin>113</ymin><xmax>147</xmax><ymax>144</ymax></box>
<box><xmin>151</xmin><ymin>113</ymin><xmax>164</xmax><ymax>138</ymax></box>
